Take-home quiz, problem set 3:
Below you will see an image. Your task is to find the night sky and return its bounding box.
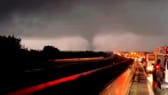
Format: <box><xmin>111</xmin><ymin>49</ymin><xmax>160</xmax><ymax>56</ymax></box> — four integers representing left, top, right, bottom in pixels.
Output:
<box><xmin>0</xmin><ymin>0</ymin><xmax>168</xmax><ymax>51</ymax></box>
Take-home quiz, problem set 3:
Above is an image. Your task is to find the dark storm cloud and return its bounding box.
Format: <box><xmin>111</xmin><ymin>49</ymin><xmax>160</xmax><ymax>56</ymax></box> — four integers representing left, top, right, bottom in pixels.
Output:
<box><xmin>0</xmin><ymin>0</ymin><xmax>71</xmax><ymax>36</ymax></box>
<box><xmin>1</xmin><ymin>0</ymin><xmax>168</xmax><ymax>37</ymax></box>
<box><xmin>0</xmin><ymin>0</ymin><xmax>168</xmax><ymax>50</ymax></box>
<box><xmin>0</xmin><ymin>0</ymin><xmax>63</xmax><ymax>13</ymax></box>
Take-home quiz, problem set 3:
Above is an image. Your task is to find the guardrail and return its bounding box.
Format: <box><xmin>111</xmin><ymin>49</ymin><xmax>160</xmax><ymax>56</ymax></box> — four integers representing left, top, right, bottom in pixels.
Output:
<box><xmin>4</xmin><ymin>56</ymin><xmax>133</xmax><ymax>95</ymax></box>
<box><xmin>50</xmin><ymin>56</ymin><xmax>105</xmax><ymax>63</ymax></box>
<box><xmin>100</xmin><ymin>62</ymin><xmax>136</xmax><ymax>95</ymax></box>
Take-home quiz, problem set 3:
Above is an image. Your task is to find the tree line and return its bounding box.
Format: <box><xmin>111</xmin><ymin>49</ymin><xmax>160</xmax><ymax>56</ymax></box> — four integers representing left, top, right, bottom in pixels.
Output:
<box><xmin>0</xmin><ymin>35</ymin><xmax>110</xmax><ymax>71</ymax></box>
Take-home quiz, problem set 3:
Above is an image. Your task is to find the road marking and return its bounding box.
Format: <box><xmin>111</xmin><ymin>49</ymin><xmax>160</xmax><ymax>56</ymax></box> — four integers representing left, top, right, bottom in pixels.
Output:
<box><xmin>147</xmin><ymin>81</ymin><xmax>154</xmax><ymax>95</ymax></box>
<box><xmin>138</xmin><ymin>62</ymin><xmax>154</xmax><ymax>95</ymax></box>
<box><xmin>133</xmin><ymin>84</ymin><xmax>137</xmax><ymax>95</ymax></box>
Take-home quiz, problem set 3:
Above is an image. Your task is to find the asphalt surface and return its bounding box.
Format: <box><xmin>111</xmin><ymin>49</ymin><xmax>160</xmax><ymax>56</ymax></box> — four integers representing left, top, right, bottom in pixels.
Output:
<box><xmin>128</xmin><ymin>63</ymin><xmax>149</xmax><ymax>95</ymax></box>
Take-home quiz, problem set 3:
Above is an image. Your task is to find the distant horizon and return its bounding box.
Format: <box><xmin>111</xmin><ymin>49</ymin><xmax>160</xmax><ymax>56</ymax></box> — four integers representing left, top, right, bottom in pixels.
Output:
<box><xmin>21</xmin><ymin>37</ymin><xmax>155</xmax><ymax>52</ymax></box>
<box><xmin>0</xmin><ymin>34</ymin><xmax>160</xmax><ymax>52</ymax></box>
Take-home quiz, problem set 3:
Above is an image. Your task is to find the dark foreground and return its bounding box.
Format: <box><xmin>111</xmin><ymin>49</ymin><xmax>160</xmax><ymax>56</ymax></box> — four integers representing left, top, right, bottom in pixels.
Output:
<box><xmin>2</xmin><ymin>56</ymin><xmax>133</xmax><ymax>95</ymax></box>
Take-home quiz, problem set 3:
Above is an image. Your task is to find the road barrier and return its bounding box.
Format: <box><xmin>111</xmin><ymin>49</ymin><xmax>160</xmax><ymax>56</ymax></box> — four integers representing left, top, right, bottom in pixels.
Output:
<box><xmin>100</xmin><ymin>61</ymin><xmax>136</xmax><ymax>95</ymax></box>
<box><xmin>4</xmin><ymin>56</ymin><xmax>133</xmax><ymax>95</ymax></box>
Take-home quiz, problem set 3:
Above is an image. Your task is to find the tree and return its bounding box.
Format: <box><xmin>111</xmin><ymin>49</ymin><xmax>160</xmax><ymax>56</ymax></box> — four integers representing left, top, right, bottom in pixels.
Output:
<box><xmin>42</xmin><ymin>45</ymin><xmax>60</xmax><ymax>59</ymax></box>
<box><xmin>0</xmin><ymin>35</ymin><xmax>21</xmax><ymax>52</ymax></box>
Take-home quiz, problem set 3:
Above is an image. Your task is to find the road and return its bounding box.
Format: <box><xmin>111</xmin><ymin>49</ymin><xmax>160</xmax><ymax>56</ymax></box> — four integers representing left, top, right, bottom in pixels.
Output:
<box><xmin>147</xmin><ymin>73</ymin><xmax>168</xmax><ymax>95</ymax></box>
<box><xmin>136</xmin><ymin>62</ymin><xmax>168</xmax><ymax>95</ymax></box>
<box><xmin>4</xmin><ymin>59</ymin><xmax>132</xmax><ymax>95</ymax></box>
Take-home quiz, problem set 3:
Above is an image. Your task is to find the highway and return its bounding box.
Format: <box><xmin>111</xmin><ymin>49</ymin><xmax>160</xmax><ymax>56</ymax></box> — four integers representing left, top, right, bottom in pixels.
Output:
<box><xmin>147</xmin><ymin>73</ymin><xmax>168</xmax><ymax>95</ymax></box>
<box><xmin>3</xmin><ymin>57</ymin><xmax>168</xmax><ymax>95</ymax></box>
<box><xmin>2</xmin><ymin>55</ymin><xmax>133</xmax><ymax>95</ymax></box>
<box><xmin>5</xmin><ymin>56</ymin><xmax>168</xmax><ymax>95</ymax></box>
<box><xmin>99</xmin><ymin>60</ymin><xmax>168</xmax><ymax>95</ymax></box>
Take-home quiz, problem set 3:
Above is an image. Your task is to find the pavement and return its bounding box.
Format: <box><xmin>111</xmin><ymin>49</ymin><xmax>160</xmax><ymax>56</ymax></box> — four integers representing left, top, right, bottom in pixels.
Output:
<box><xmin>99</xmin><ymin>61</ymin><xmax>159</xmax><ymax>95</ymax></box>
<box><xmin>128</xmin><ymin>62</ymin><xmax>154</xmax><ymax>95</ymax></box>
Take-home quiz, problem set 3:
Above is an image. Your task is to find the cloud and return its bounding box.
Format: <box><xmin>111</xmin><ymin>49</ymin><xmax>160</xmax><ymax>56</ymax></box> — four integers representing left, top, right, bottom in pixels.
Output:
<box><xmin>93</xmin><ymin>32</ymin><xmax>139</xmax><ymax>51</ymax></box>
<box><xmin>1</xmin><ymin>0</ymin><xmax>168</xmax><ymax>51</ymax></box>
<box><xmin>21</xmin><ymin>36</ymin><xmax>89</xmax><ymax>51</ymax></box>
<box><xmin>0</xmin><ymin>0</ymin><xmax>167</xmax><ymax>36</ymax></box>
<box><xmin>93</xmin><ymin>32</ymin><xmax>168</xmax><ymax>51</ymax></box>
